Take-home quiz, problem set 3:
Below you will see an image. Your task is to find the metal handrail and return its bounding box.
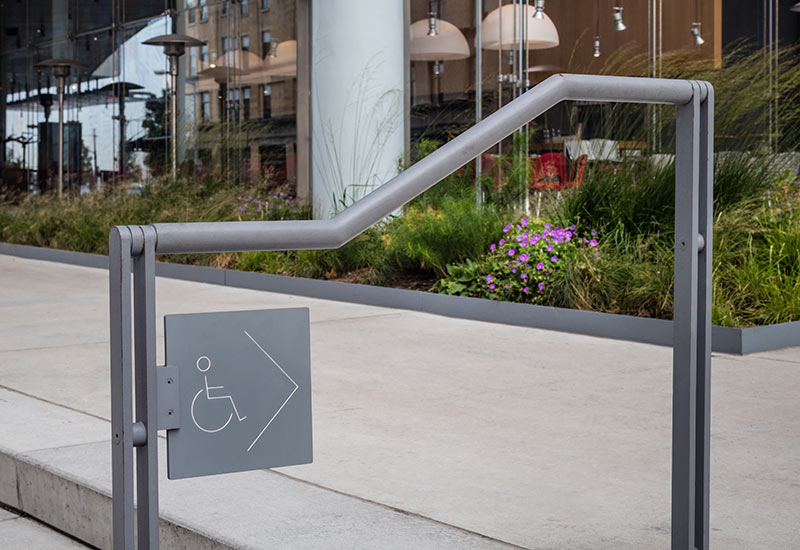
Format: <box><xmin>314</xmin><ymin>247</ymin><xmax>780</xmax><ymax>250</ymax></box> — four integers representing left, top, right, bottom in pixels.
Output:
<box><xmin>150</xmin><ymin>73</ymin><xmax>705</xmax><ymax>255</ymax></box>
<box><xmin>111</xmin><ymin>73</ymin><xmax>714</xmax><ymax>550</ymax></box>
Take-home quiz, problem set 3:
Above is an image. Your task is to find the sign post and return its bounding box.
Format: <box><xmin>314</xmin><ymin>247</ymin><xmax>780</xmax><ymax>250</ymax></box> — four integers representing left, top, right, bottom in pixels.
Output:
<box><xmin>163</xmin><ymin>309</ymin><xmax>312</xmax><ymax>479</ymax></box>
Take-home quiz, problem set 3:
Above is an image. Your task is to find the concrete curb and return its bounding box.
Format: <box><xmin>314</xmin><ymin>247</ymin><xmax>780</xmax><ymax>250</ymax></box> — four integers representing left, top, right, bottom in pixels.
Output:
<box><xmin>0</xmin><ymin>386</ymin><xmax>519</xmax><ymax>550</ymax></box>
<box><xmin>2</xmin><ymin>241</ymin><xmax>798</xmax><ymax>355</ymax></box>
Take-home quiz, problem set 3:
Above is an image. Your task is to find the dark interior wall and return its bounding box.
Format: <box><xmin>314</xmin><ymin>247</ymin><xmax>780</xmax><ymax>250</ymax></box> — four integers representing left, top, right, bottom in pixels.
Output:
<box><xmin>723</xmin><ymin>0</ymin><xmax>800</xmax><ymax>53</ymax></box>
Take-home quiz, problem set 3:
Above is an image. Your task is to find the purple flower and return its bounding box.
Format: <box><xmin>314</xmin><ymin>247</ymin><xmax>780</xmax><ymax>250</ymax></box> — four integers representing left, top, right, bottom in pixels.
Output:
<box><xmin>209</xmin><ymin>196</ymin><xmax>214</xmax><ymax>201</ymax></box>
<box><xmin>523</xmin><ymin>287</ymin><xmax>529</xmax><ymax>293</ymax></box>
<box><xmin>512</xmin><ymin>268</ymin><xmax>517</xmax><ymax>273</ymax></box>
<box><xmin>547</xmin><ymin>245</ymin><xmax>554</xmax><ymax>252</ymax></box>
<box><xmin>544</xmin><ymin>222</ymin><xmax>551</xmax><ymax>230</ymax></box>
<box><xmin>239</xmin><ymin>206</ymin><xmax>244</xmax><ymax>212</ymax></box>
<box><xmin>508</xmin><ymin>249</ymin><xmax>515</xmax><ymax>257</ymax></box>
<box><xmin>489</xmin><ymin>284</ymin><xmax>496</xmax><ymax>290</ymax></box>
<box><xmin>521</xmin><ymin>218</ymin><xmax>528</xmax><ymax>227</ymax></box>
<box><xmin>490</xmin><ymin>244</ymin><xmax>496</xmax><ymax>251</ymax></box>
<box><xmin>591</xmin><ymin>229</ymin><xmax>597</xmax><ymax>236</ymax></box>
<box><xmin>538</xmin><ymin>282</ymin><xmax>546</xmax><ymax>291</ymax></box>
<box><xmin>520</xmin><ymin>254</ymin><xmax>530</xmax><ymax>262</ymax></box>
<box><xmin>503</xmin><ymin>224</ymin><xmax>512</xmax><ymax>233</ymax></box>
<box><xmin>521</xmin><ymin>273</ymin><xmax>527</xmax><ymax>279</ymax></box>
<box><xmin>551</xmin><ymin>255</ymin><xmax>558</xmax><ymax>263</ymax></box>
<box><xmin>238</xmin><ymin>195</ymin><xmax>243</xmax><ymax>200</ymax></box>
<box><xmin>516</xmin><ymin>235</ymin><xmax>523</xmax><ymax>242</ymax></box>
<box><xmin>499</xmin><ymin>239</ymin><xmax>505</xmax><ymax>246</ymax></box>
<box><xmin>520</xmin><ymin>240</ymin><xmax>528</xmax><ymax>247</ymax></box>
<box><xmin>536</xmin><ymin>262</ymin><xmax>544</xmax><ymax>270</ymax></box>
<box><xmin>505</xmin><ymin>284</ymin><xmax>510</xmax><ymax>289</ymax></box>
<box><xmin>589</xmin><ymin>239</ymin><xmax>598</xmax><ymax>247</ymax></box>
<box><xmin>486</xmin><ymin>274</ymin><xmax>494</xmax><ymax>283</ymax></box>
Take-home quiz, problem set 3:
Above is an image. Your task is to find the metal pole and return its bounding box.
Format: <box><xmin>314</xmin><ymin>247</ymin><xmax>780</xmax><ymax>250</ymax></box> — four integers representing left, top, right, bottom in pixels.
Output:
<box><xmin>110</xmin><ymin>226</ymin><xmax>135</xmax><ymax>549</ymax></box>
<box><xmin>170</xmin><ymin>55</ymin><xmax>178</xmax><ymax>180</ymax></box>
<box><xmin>671</xmin><ymin>80</ymin><xmax>711</xmax><ymax>550</ymax></box>
<box><xmin>475</xmin><ymin>0</ymin><xmax>483</xmax><ymax>204</ymax></box>
<box><xmin>119</xmin><ymin>85</ymin><xmax>126</xmax><ymax>179</ymax></box>
<box><xmin>57</xmin><ymin>75</ymin><xmax>64</xmax><ymax>198</ymax></box>
<box><xmin>134</xmin><ymin>226</ymin><xmax>159</xmax><ymax>550</ymax></box>
<box><xmin>694</xmin><ymin>81</ymin><xmax>713</xmax><ymax>550</ymax></box>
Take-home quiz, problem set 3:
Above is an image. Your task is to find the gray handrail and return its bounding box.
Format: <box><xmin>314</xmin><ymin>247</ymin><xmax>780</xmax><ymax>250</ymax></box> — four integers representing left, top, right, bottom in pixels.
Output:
<box><xmin>151</xmin><ymin>73</ymin><xmax>705</xmax><ymax>255</ymax></box>
<box><xmin>112</xmin><ymin>72</ymin><xmax>714</xmax><ymax>550</ymax></box>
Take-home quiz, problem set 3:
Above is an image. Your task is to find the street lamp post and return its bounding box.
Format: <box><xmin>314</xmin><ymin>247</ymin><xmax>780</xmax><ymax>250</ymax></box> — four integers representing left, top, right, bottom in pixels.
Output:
<box><xmin>144</xmin><ymin>34</ymin><xmax>205</xmax><ymax>181</ymax></box>
<box><xmin>36</xmin><ymin>58</ymin><xmax>85</xmax><ymax>198</ymax></box>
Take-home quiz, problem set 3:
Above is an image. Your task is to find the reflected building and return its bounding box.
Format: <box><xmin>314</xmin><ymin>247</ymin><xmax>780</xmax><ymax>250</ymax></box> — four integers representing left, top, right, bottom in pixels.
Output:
<box><xmin>2</xmin><ymin>1</ymin><xmax>798</xmax><ymax>216</ymax></box>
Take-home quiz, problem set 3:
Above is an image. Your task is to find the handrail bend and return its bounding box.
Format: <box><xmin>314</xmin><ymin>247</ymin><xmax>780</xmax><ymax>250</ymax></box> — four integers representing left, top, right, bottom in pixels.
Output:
<box><xmin>147</xmin><ymin>73</ymin><xmax>709</xmax><ymax>255</ymax></box>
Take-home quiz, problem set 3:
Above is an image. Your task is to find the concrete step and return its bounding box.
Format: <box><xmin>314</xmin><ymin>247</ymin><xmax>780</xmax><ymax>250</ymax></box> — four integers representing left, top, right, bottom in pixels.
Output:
<box><xmin>0</xmin><ymin>387</ymin><xmax>518</xmax><ymax>550</ymax></box>
<box><xmin>0</xmin><ymin>506</ymin><xmax>92</xmax><ymax>549</ymax></box>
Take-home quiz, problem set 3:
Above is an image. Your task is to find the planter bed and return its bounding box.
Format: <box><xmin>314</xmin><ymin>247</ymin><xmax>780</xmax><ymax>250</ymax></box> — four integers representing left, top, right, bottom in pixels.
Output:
<box><xmin>3</xmin><ymin>241</ymin><xmax>797</xmax><ymax>355</ymax></box>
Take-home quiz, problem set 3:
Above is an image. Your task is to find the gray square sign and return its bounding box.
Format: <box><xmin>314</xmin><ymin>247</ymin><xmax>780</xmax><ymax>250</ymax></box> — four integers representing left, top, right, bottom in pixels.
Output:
<box><xmin>164</xmin><ymin>308</ymin><xmax>312</xmax><ymax>479</ymax></box>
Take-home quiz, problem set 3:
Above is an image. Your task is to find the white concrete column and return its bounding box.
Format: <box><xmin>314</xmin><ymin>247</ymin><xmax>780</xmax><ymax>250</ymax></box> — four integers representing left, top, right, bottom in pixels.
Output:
<box><xmin>311</xmin><ymin>0</ymin><xmax>405</xmax><ymax>219</ymax></box>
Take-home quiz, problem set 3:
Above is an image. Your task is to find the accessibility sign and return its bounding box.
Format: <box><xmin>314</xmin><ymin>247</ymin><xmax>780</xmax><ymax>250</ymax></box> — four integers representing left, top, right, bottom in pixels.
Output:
<box><xmin>163</xmin><ymin>308</ymin><xmax>312</xmax><ymax>479</ymax></box>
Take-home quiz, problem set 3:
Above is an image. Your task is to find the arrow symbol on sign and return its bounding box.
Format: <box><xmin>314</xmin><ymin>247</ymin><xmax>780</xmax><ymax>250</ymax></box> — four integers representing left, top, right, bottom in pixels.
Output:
<box><xmin>243</xmin><ymin>330</ymin><xmax>299</xmax><ymax>452</ymax></box>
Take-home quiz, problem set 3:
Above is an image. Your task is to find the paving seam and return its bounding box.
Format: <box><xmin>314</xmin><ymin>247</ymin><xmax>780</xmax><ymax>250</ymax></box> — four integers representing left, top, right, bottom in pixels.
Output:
<box><xmin>0</xmin><ymin>501</ymin><xmax>98</xmax><ymax>548</ymax></box>
<box><xmin>269</xmin><ymin>469</ymin><xmax>533</xmax><ymax>550</ymax></box>
<box><xmin>0</xmin><ymin>341</ymin><xmax>110</xmax><ymax>355</ymax></box>
<box><xmin>0</xmin><ymin>384</ymin><xmax>112</xmax><ymax>424</ymax></box>
<box><xmin>2</xmin><ymin>445</ymin><xmax>528</xmax><ymax>550</ymax></box>
<box><xmin>0</xmin><ymin>388</ymin><xmax>528</xmax><ymax>549</ymax></box>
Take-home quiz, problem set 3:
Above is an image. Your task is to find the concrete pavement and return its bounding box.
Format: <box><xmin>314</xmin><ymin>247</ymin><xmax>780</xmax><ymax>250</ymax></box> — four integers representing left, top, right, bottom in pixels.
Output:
<box><xmin>0</xmin><ymin>506</ymin><xmax>91</xmax><ymax>549</ymax></box>
<box><xmin>0</xmin><ymin>254</ymin><xmax>798</xmax><ymax>549</ymax></box>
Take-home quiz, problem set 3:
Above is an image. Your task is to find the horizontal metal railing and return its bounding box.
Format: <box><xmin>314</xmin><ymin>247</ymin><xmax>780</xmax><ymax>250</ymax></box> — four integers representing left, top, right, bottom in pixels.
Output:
<box><xmin>149</xmin><ymin>74</ymin><xmax>704</xmax><ymax>255</ymax></box>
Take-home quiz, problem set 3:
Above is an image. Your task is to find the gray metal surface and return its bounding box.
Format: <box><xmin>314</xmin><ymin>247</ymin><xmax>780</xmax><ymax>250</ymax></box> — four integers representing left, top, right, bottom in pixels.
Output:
<box><xmin>109</xmin><ymin>72</ymin><xmax>714</xmax><ymax>549</ymax></box>
<box><xmin>133</xmin><ymin>226</ymin><xmax>158</xmax><ymax>550</ymax></box>
<box><xmin>109</xmin><ymin>226</ymin><xmax>134</xmax><ymax>549</ymax></box>
<box><xmin>164</xmin><ymin>308</ymin><xmax>312</xmax><ymax>479</ymax></box>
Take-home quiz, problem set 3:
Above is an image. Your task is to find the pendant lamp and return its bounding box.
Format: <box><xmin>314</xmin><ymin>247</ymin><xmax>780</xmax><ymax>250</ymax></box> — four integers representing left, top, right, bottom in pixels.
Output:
<box><xmin>480</xmin><ymin>3</ymin><xmax>559</xmax><ymax>50</ymax></box>
<box><xmin>410</xmin><ymin>18</ymin><xmax>470</xmax><ymax>61</ymax></box>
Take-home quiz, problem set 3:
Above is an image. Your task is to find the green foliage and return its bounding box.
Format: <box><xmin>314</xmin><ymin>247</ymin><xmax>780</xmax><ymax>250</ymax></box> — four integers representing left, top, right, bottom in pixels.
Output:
<box><xmin>383</xmin><ymin>195</ymin><xmax>505</xmax><ymax>277</ymax></box>
<box><xmin>482</xmin><ymin>130</ymin><xmax>530</xmax><ymax>211</ymax></box>
<box><xmin>0</xmin><ymin>178</ymin><xmax>263</xmax><ymax>256</ymax></box>
<box><xmin>482</xmin><ymin>220</ymin><xmax>598</xmax><ymax>303</ymax></box>
<box><xmin>235</xmin><ymin>228</ymin><xmax>389</xmax><ymax>282</ymax></box>
<box><xmin>407</xmin><ymin>138</ymin><xmax>477</xmax><ymax>208</ymax></box>
<box><xmin>431</xmin><ymin>259</ymin><xmax>485</xmax><ymax>297</ymax></box>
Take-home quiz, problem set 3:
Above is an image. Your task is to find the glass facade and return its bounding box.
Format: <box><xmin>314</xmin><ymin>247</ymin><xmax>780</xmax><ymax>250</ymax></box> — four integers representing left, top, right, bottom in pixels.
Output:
<box><xmin>1</xmin><ymin>1</ymin><xmax>792</xmax><ymax>207</ymax></box>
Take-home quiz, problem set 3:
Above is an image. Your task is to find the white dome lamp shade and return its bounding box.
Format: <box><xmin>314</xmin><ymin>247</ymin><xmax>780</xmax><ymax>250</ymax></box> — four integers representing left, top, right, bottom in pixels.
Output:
<box><xmin>791</xmin><ymin>2</ymin><xmax>800</xmax><ymax>12</ymax></box>
<box><xmin>410</xmin><ymin>18</ymin><xmax>470</xmax><ymax>61</ymax></box>
<box><xmin>263</xmin><ymin>40</ymin><xmax>297</xmax><ymax>77</ymax></box>
<box><xmin>480</xmin><ymin>3</ymin><xmax>559</xmax><ymax>51</ymax></box>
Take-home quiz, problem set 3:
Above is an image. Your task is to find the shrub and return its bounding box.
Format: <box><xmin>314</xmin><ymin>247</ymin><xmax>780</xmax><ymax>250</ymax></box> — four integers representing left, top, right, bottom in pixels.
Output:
<box><xmin>383</xmin><ymin>195</ymin><xmax>505</xmax><ymax>277</ymax></box>
<box><xmin>481</xmin><ymin>219</ymin><xmax>599</xmax><ymax>303</ymax></box>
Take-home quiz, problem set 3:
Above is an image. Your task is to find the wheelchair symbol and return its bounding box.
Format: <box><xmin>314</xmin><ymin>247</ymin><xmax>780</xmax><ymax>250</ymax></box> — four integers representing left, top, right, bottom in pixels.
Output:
<box><xmin>190</xmin><ymin>356</ymin><xmax>247</xmax><ymax>434</ymax></box>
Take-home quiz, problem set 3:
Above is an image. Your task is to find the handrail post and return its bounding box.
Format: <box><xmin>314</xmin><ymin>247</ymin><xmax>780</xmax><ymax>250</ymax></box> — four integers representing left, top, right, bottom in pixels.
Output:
<box><xmin>109</xmin><ymin>226</ymin><xmax>135</xmax><ymax>549</ymax></box>
<box><xmin>133</xmin><ymin>226</ymin><xmax>159</xmax><ymax>550</ymax></box>
<box><xmin>672</xmin><ymin>80</ymin><xmax>712</xmax><ymax>550</ymax></box>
